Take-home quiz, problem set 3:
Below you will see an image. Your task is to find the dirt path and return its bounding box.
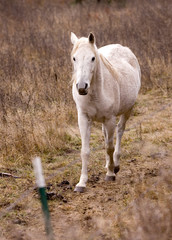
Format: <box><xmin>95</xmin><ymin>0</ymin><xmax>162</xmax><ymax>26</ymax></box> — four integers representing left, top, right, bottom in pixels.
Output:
<box><xmin>1</xmin><ymin>92</ymin><xmax>172</xmax><ymax>240</ymax></box>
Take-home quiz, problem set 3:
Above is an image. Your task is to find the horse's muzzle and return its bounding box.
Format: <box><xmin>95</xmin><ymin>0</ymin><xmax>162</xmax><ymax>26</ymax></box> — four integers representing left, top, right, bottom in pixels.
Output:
<box><xmin>76</xmin><ymin>83</ymin><xmax>88</xmax><ymax>95</ymax></box>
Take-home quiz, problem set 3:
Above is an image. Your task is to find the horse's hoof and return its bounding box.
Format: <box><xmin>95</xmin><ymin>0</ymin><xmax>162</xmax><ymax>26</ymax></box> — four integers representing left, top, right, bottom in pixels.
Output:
<box><xmin>105</xmin><ymin>175</ymin><xmax>116</xmax><ymax>181</ymax></box>
<box><xmin>114</xmin><ymin>166</ymin><xmax>120</xmax><ymax>174</ymax></box>
<box><xmin>74</xmin><ymin>186</ymin><xmax>85</xmax><ymax>193</ymax></box>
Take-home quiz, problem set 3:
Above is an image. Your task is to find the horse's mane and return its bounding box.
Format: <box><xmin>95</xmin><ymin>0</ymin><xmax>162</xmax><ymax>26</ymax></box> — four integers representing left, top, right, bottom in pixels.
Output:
<box><xmin>99</xmin><ymin>53</ymin><xmax>119</xmax><ymax>81</ymax></box>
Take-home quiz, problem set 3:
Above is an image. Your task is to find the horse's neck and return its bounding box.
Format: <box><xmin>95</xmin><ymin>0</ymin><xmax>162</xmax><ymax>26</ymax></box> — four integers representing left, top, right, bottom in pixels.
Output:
<box><xmin>91</xmin><ymin>53</ymin><xmax>120</xmax><ymax>109</ymax></box>
<box><xmin>94</xmin><ymin>53</ymin><xmax>118</xmax><ymax>89</ymax></box>
<box><xmin>94</xmin><ymin>54</ymin><xmax>104</xmax><ymax>85</ymax></box>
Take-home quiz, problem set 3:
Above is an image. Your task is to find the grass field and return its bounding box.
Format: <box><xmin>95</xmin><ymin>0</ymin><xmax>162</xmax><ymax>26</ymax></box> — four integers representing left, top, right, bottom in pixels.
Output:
<box><xmin>0</xmin><ymin>0</ymin><xmax>172</xmax><ymax>239</ymax></box>
<box><xmin>1</xmin><ymin>91</ymin><xmax>172</xmax><ymax>240</ymax></box>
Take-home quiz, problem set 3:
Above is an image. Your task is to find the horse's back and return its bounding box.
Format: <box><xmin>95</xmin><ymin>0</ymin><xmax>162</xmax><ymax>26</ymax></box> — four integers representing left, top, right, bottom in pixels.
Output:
<box><xmin>99</xmin><ymin>44</ymin><xmax>140</xmax><ymax>72</ymax></box>
<box><xmin>99</xmin><ymin>44</ymin><xmax>141</xmax><ymax>114</ymax></box>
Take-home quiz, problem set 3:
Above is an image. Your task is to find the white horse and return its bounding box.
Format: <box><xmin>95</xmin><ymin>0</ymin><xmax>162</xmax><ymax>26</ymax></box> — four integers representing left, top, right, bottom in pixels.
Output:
<box><xmin>71</xmin><ymin>32</ymin><xmax>141</xmax><ymax>192</ymax></box>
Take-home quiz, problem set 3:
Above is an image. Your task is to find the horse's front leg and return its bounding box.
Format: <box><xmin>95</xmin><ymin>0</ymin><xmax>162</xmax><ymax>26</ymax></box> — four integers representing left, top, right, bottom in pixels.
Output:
<box><xmin>74</xmin><ymin>112</ymin><xmax>91</xmax><ymax>193</ymax></box>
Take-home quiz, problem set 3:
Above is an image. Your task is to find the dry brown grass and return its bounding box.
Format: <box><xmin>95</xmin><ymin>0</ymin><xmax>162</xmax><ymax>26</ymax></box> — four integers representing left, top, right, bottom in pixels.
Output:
<box><xmin>0</xmin><ymin>90</ymin><xmax>171</xmax><ymax>239</ymax></box>
<box><xmin>119</xmin><ymin>165</ymin><xmax>172</xmax><ymax>240</ymax></box>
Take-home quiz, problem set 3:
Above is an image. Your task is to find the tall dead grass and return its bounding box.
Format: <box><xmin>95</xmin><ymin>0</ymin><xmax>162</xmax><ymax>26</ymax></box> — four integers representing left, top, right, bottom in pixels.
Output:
<box><xmin>0</xmin><ymin>0</ymin><xmax>171</xmax><ymax>163</ymax></box>
<box><xmin>119</xmin><ymin>165</ymin><xmax>172</xmax><ymax>240</ymax></box>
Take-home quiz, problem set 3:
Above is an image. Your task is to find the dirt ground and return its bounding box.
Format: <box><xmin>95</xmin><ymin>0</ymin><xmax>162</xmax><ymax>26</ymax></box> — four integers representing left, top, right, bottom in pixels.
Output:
<box><xmin>0</xmin><ymin>91</ymin><xmax>172</xmax><ymax>240</ymax></box>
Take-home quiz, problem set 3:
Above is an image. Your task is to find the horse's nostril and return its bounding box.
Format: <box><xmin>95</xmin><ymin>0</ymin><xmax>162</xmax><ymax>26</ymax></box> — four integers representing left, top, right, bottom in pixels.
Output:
<box><xmin>76</xmin><ymin>83</ymin><xmax>88</xmax><ymax>95</ymax></box>
<box><xmin>78</xmin><ymin>88</ymin><xmax>88</xmax><ymax>95</ymax></box>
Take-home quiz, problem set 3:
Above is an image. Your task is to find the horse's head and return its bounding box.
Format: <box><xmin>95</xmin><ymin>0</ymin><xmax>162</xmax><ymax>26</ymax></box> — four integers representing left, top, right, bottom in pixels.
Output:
<box><xmin>71</xmin><ymin>32</ymin><xmax>97</xmax><ymax>95</ymax></box>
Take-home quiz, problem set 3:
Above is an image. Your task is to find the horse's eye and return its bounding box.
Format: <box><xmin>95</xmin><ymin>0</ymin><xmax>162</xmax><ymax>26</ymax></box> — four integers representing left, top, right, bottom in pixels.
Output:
<box><xmin>73</xmin><ymin>57</ymin><xmax>76</xmax><ymax>61</ymax></box>
<box><xmin>92</xmin><ymin>57</ymin><xmax>95</xmax><ymax>62</ymax></box>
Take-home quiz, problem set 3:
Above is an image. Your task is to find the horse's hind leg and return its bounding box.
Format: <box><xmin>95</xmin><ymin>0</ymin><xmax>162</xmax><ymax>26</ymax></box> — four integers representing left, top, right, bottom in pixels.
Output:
<box><xmin>102</xmin><ymin>124</ymin><xmax>108</xmax><ymax>169</ymax></box>
<box><xmin>114</xmin><ymin>109</ymin><xmax>132</xmax><ymax>173</ymax></box>
<box><xmin>103</xmin><ymin>117</ymin><xmax>116</xmax><ymax>181</ymax></box>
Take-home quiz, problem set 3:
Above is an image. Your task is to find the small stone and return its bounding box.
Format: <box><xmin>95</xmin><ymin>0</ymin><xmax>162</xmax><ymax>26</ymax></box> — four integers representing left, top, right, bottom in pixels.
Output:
<box><xmin>127</xmin><ymin>159</ymin><xmax>137</xmax><ymax>163</ymax></box>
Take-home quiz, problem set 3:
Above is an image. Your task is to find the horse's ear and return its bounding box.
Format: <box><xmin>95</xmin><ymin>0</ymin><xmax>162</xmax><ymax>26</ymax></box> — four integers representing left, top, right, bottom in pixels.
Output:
<box><xmin>71</xmin><ymin>32</ymin><xmax>78</xmax><ymax>45</ymax></box>
<box><xmin>88</xmin><ymin>32</ymin><xmax>95</xmax><ymax>44</ymax></box>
